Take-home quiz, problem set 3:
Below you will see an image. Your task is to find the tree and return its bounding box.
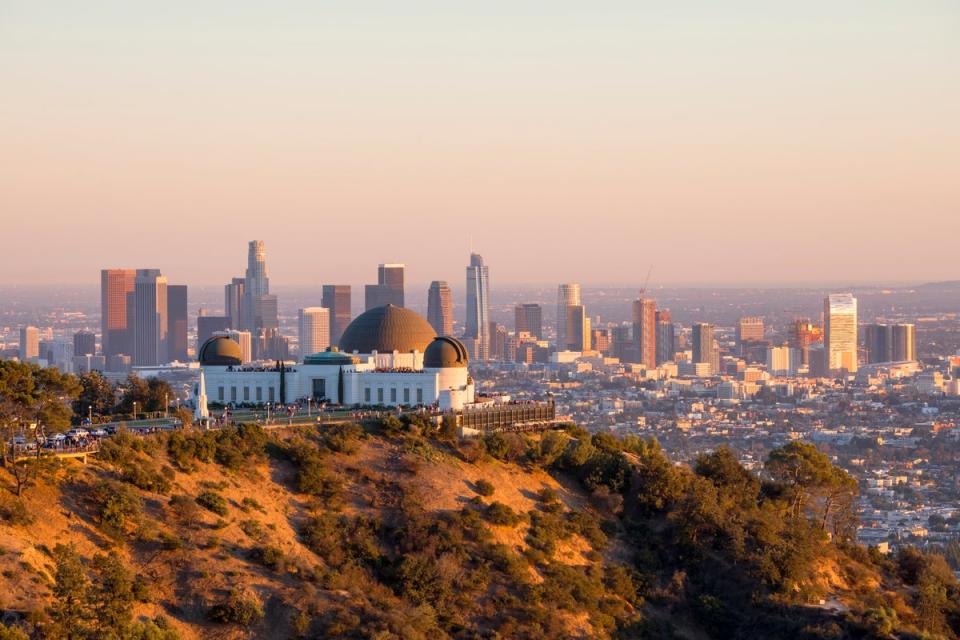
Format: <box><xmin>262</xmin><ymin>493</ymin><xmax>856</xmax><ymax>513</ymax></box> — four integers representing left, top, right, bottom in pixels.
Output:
<box><xmin>89</xmin><ymin>551</ymin><xmax>135</xmax><ymax>637</ymax></box>
<box><xmin>49</xmin><ymin>544</ymin><xmax>90</xmax><ymax>639</ymax></box>
<box><xmin>73</xmin><ymin>371</ymin><xmax>115</xmax><ymax>420</ymax></box>
<box><xmin>9</xmin><ymin>453</ymin><xmax>57</xmax><ymax>497</ymax></box>
<box><xmin>0</xmin><ymin>361</ymin><xmax>80</xmax><ymax>464</ymax></box>
<box><xmin>765</xmin><ymin>442</ymin><xmax>859</xmax><ymax>537</ymax></box>
<box><xmin>118</xmin><ymin>374</ymin><xmax>172</xmax><ymax>414</ymax></box>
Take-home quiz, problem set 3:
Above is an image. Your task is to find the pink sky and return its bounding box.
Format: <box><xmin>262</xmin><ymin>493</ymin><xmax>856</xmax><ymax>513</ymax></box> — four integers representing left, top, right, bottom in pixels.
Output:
<box><xmin>2</xmin><ymin>2</ymin><xmax>958</xmax><ymax>286</ymax></box>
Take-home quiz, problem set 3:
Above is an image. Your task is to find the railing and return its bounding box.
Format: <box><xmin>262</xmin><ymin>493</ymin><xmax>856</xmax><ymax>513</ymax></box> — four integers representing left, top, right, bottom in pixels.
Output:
<box><xmin>9</xmin><ymin>442</ymin><xmax>100</xmax><ymax>461</ymax></box>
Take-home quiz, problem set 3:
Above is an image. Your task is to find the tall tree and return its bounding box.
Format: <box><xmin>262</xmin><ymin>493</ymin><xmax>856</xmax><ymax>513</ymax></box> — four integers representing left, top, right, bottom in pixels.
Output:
<box><xmin>73</xmin><ymin>371</ymin><xmax>116</xmax><ymax>419</ymax></box>
<box><xmin>49</xmin><ymin>544</ymin><xmax>89</xmax><ymax>640</ymax></box>
<box><xmin>0</xmin><ymin>362</ymin><xmax>80</xmax><ymax>464</ymax></box>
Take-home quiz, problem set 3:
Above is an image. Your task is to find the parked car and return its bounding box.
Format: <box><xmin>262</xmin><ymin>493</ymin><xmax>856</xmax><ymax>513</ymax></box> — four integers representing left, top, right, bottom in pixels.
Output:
<box><xmin>91</xmin><ymin>428</ymin><xmax>108</xmax><ymax>438</ymax></box>
<box><xmin>66</xmin><ymin>428</ymin><xmax>90</xmax><ymax>439</ymax></box>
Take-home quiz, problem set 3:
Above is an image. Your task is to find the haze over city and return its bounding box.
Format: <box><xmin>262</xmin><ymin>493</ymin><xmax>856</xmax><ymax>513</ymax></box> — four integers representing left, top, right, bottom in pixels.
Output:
<box><xmin>3</xmin><ymin>1</ymin><xmax>959</xmax><ymax>286</ymax></box>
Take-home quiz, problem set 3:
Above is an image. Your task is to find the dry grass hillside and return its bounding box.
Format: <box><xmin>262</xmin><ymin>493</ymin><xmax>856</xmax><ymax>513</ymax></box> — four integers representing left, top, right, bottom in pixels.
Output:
<box><xmin>0</xmin><ymin>419</ymin><xmax>954</xmax><ymax>640</ymax></box>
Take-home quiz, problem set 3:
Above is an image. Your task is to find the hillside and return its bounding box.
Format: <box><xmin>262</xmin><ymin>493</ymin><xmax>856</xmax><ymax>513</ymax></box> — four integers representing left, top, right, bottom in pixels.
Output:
<box><xmin>0</xmin><ymin>418</ymin><xmax>957</xmax><ymax>639</ymax></box>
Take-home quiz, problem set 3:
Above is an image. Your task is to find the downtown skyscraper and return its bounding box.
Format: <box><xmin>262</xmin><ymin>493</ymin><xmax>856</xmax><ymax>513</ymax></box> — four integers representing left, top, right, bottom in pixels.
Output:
<box><xmin>101</xmin><ymin>269</ymin><xmax>136</xmax><ymax>360</ymax></box>
<box><xmin>322</xmin><ymin>285</ymin><xmax>352</xmax><ymax>347</ymax></box>
<box><xmin>230</xmin><ymin>240</ymin><xmax>282</xmax><ymax>359</ymax></box>
<box><xmin>365</xmin><ymin>264</ymin><xmax>405</xmax><ymax>310</ymax></box>
<box><xmin>556</xmin><ymin>283</ymin><xmax>581</xmax><ymax>350</ymax></box>
<box><xmin>514</xmin><ymin>304</ymin><xmax>543</xmax><ymax>340</ymax></box>
<box><xmin>427</xmin><ymin>281</ymin><xmax>453</xmax><ymax>336</ymax></box>
<box><xmin>465</xmin><ymin>253</ymin><xmax>490</xmax><ymax>360</ymax></box>
<box><xmin>298</xmin><ymin>307</ymin><xmax>330</xmax><ymax>358</ymax></box>
<box><xmin>132</xmin><ymin>269</ymin><xmax>168</xmax><ymax>366</ymax></box>
<box><xmin>824</xmin><ymin>294</ymin><xmax>858</xmax><ymax>374</ymax></box>
<box><xmin>632</xmin><ymin>297</ymin><xmax>656</xmax><ymax>368</ymax></box>
<box><xmin>692</xmin><ymin>322</ymin><xmax>719</xmax><ymax>374</ymax></box>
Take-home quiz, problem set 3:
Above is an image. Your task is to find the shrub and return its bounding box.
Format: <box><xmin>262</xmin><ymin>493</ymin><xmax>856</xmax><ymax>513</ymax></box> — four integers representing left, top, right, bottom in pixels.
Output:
<box><xmin>92</xmin><ymin>480</ymin><xmax>143</xmax><ymax>538</ymax></box>
<box><xmin>0</xmin><ymin>499</ymin><xmax>35</xmax><ymax>526</ymax></box>
<box><xmin>484</xmin><ymin>502</ymin><xmax>521</xmax><ymax>527</ymax></box>
<box><xmin>249</xmin><ymin>545</ymin><xmax>285</xmax><ymax>570</ymax></box>
<box><xmin>537</xmin><ymin>487</ymin><xmax>560</xmax><ymax>504</ymax></box>
<box><xmin>196</xmin><ymin>491</ymin><xmax>228</xmax><ymax>517</ymax></box>
<box><xmin>208</xmin><ymin>589</ymin><xmax>264</xmax><ymax>627</ymax></box>
<box><xmin>239</xmin><ymin>519</ymin><xmax>265</xmax><ymax>541</ymax></box>
<box><xmin>241</xmin><ymin>497</ymin><xmax>265</xmax><ymax>513</ymax></box>
<box><xmin>474</xmin><ymin>479</ymin><xmax>495</xmax><ymax>497</ymax></box>
<box><xmin>321</xmin><ymin>422</ymin><xmax>365</xmax><ymax>453</ymax></box>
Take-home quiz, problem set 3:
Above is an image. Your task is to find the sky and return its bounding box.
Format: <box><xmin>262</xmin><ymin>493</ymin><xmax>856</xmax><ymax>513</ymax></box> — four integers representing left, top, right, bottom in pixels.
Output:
<box><xmin>1</xmin><ymin>1</ymin><xmax>958</xmax><ymax>288</ymax></box>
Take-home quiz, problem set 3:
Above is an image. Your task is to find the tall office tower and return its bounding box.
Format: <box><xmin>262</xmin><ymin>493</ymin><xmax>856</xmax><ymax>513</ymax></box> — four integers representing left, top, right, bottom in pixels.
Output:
<box><xmin>631</xmin><ymin>297</ymin><xmax>657</xmax><ymax>368</ymax></box>
<box><xmin>692</xmin><ymin>322</ymin><xmax>719</xmax><ymax>374</ymax></box>
<box><xmin>73</xmin><ymin>330</ymin><xmax>96</xmax><ymax>357</ymax></box>
<box><xmin>824</xmin><ymin>294</ymin><xmax>858</xmax><ymax>374</ymax></box>
<box><xmin>225</xmin><ymin>277</ymin><xmax>245</xmax><ymax>329</ymax></box>
<box><xmin>365</xmin><ymin>264</ymin><xmax>405</xmax><ymax>310</ymax></box>
<box><xmin>866</xmin><ymin>323</ymin><xmax>917</xmax><ymax>363</ymax></box>
<box><xmin>488</xmin><ymin>322</ymin><xmax>509</xmax><ymax>361</ymax></box>
<box><xmin>427</xmin><ymin>281</ymin><xmax>453</xmax><ymax>336</ymax></box>
<box><xmin>736</xmin><ymin>317</ymin><xmax>765</xmax><ymax>345</ymax></box>
<box><xmin>243</xmin><ymin>240</ymin><xmax>270</xmax><ymax>330</ymax></box>
<box><xmin>322</xmin><ymin>285</ymin><xmax>352</xmax><ymax>346</ymax></box>
<box><xmin>514</xmin><ymin>303</ymin><xmax>543</xmax><ymax>340</ymax></box>
<box><xmin>132</xmin><ymin>269</ymin><xmax>168</xmax><ymax>366</ymax></box>
<box><xmin>789</xmin><ymin>318</ymin><xmax>823</xmax><ymax>366</ymax></box>
<box><xmin>566</xmin><ymin>305</ymin><xmax>591</xmax><ymax>351</ymax></box>
<box><xmin>197</xmin><ymin>316</ymin><xmax>231</xmax><ymax>348</ymax></box>
<box><xmin>892</xmin><ymin>324</ymin><xmax>916</xmax><ymax>362</ymax></box>
<box><xmin>655</xmin><ymin>310</ymin><xmax>675</xmax><ymax>365</ymax></box>
<box><xmin>465</xmin><ymin>253</ymin><xmax>491</xmax><ymax>360</ymax></box>
<box><xmin>167</xmin><ymin>284</ymin><xmax>188</xmax><ymax>362</ymax></box>
<box><xmin>19</xmin><ymin>326</ymin><xmax>39</xmax><ymax>361</ymax></box>
<box><xmin>101</xmin><ymin>269</ymin><xmax>136</xmax><ymax>360</ymax></box>
<box><xmin>298</xmin><ymin>307</ymin><xmax>330</xmax><ymax>359</ymax></box>
<box><xmin>766</xmin><ymin>345</ymin><xmax>799</xmax><ymax>376</ymax></box>
<box><xmin>379</xmin><ymin>263</ymin><xmax>405</xmax><ymax>306</ymax></box>
<box><xmin>556</xmin><ymin>283</ymin><xmax>581</xmax><ymax>350</ymax></box>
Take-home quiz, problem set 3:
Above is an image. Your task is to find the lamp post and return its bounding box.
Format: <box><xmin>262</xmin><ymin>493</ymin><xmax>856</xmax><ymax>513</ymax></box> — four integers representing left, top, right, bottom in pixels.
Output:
<box><xmin>132</xmin><ymin>401</ymin><xmax>139</xmax><ymax>421</ymax></box>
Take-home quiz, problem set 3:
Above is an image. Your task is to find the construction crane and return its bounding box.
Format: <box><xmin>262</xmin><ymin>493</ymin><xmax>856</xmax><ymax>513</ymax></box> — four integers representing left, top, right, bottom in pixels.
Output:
<box><xmin>639</xmin><ymin>266</ymin><xmax>654</xmax><ymax>298</ymax></box>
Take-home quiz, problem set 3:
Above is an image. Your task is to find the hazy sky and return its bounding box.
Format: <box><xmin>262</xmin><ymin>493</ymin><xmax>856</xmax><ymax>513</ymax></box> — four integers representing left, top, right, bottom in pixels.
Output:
<box><xmin>2</xmin><ymin>1</ymin><xmax>958</xmax><ymax>287</ymax></box>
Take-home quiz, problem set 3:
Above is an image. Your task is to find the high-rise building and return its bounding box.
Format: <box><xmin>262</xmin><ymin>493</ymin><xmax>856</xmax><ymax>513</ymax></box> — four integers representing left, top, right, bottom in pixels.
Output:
<box><xmin>865</xmin><ymin>323</ymin><xmax>916</xmax><ymax>363</ymax></box>
<box><xmin>566</xmin><ymin>305</ymin><xmax>591</xmax><ymax>352</ymax></box>
<box><xmin>766</xmin><ymin>345</ymin><xmax>799</xmax><ymax>376</ymax></box>
<box><xmin>298</xmin><ymin>307</ymin><xmax>330</xmax><ymax>359</ymax></box>
<box><xmin>243</xmin><ymin>240</ymin><xmax>270</xmax><ymax>331</ymax></box>
<box><xmin>322</xmin><ymin>285</ymin><xmax>352</xmax><ymax>346</ymax></box>
<box><xmin>225</xmin><ymin>277</ymin><xmax>245</xmax><ymax>329</ymax></box>
<box><xmin>365</xmin><ymin>264</ymin><xmax>405</xmax><ymax>310</ymax></box>
<box><xmin>427</xmin><ymin>281</ymin><xmax>453</xmax><ymax>336</ymax></box>
<box><xmin>101</xmin><ymin>269</ymin><xmax>136</xmax><ymax>360</ymax></box>
<box><xmin>198</xmin><ymin>316</ymin><xmax>231</xmax><ymax>349</ymax></box>
<box><xmin>736</xmin><ymin>317</ymin><xmax>765</xmax><ymax>345</ymax></box>
<box><xmin>632</xmin><ymin>297</ymin><xmax>657</xmax><ymax>368</ymax></box>
<box><xmin>692</xmin><ymin>322</ymin><xmax>719</xmax><ymax>374</ymax></box>
<box><xmin>73</xmin><ymin>330</ymin><xmax>96</xmax><ymax>357</ymax></box>
<box><xmin>824</xmin><ymin>294</ymin><xmax>858</xmax><ymax>374</ymax></box>
<box><xmin>19</xmin><ymin>326</ymin><xmax>39</xmax><ymax>361</ymax></box>
<box><xmin>514</xmin><ymin>304</ymin><xmax>543</xmax><ymax>340</ymax></box>
<box><xmin>789</xmin><ymin>318</ymin><xmax>823</xmax><ymax>366</ymax></box>
<box><xmin>465</xmin><ymin>254</ymin><xmax>490</xmax><ymax>360</ymax></box>
<box><xmin>655</xmin><ymin>310</ymin><xmax>675</xmax><ymax>365</ymax></box>
<box><xmin>167</xmin><ymin>284</ymin><xmax>188</xmax><ymax>362</ymax></box>
<box><xmin>132</xmin><ymin>269</ymin><xmax>168</xmax><ymax>366</ymax></box>
<box><xmin>556</xmin><ymin>284</ymin><xmax>581</xmax><ymax>350</ymax></box>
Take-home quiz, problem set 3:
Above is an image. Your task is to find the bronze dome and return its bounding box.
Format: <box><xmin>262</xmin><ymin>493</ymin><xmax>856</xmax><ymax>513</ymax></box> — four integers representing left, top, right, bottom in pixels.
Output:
<box><xmin>424</xmin><ymin>336</ymin><xmax>469</xmax><ymax>368</ymax></box>
<box><xmin>338</xmin><ymin>304</ymin><xmax>436</xmax><ymax>354</ymax></box>
<box><xmin>198</xmin><ymin>336</ymin><xmax>243</xmax><ymax>366</ymax></box>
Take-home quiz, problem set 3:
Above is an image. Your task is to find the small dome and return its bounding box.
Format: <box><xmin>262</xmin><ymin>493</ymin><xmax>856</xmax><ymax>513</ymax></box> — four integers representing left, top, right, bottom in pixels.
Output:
<box><xmin>424</xmin><ymin>336</ymin><xmax>469</xmax><ymax>368</ymax></box>
<box><xmin>304</xmin><ymin>347</ymin><xmax>359</xmax><ymax>366</ymax></box>
<box><xmin>198</xmin><ymin>336</ymin><xmax>242</xmax><ymax>366</ymax></box>
<box><xmin>339</xmin><ymin>304</ymin><xmax>436</xmax><ymax>354</ymax></box>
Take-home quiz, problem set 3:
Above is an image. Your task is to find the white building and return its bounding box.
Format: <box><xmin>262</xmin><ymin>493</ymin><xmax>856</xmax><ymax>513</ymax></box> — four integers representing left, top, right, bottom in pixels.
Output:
<box><xmin>298</xmin><ymin>307</ymin><xmax>330</xmax><ymax>358</ymax></box>
<box><xmin>197</xmin><ymin>305</ymin><xmax>476</xmax><ymax>411</ymax></box>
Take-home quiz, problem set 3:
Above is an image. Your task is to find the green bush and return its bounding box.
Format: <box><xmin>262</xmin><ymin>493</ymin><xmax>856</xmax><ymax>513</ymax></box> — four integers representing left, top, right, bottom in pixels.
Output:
<box><xmin>195</xmin><ymin>491</ymin><xmax>228</xmax><ymax>516</ymax></box>
<box><xmin>474</xmin><ymin>479</ymin><xmax>495</xmax><ymax>497</ymax></box>
<box><xmin>484</xmin><ymin>501</ymin><xmax>521</xmax><ymax>527</ymax></box>
<box><xmin>92</xmin><ymin>480</ymin><xmax>143</xmax><ymax>538</ymax></box>
<box><xmin>249</xmin><ymin>545</ymin><xmax>285</xmax><ymax>570</ymax></box>
<box><xmin>208</xmin><ymin>589</ymin><xmax>264</xmax><ymax>627</ymax></box>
